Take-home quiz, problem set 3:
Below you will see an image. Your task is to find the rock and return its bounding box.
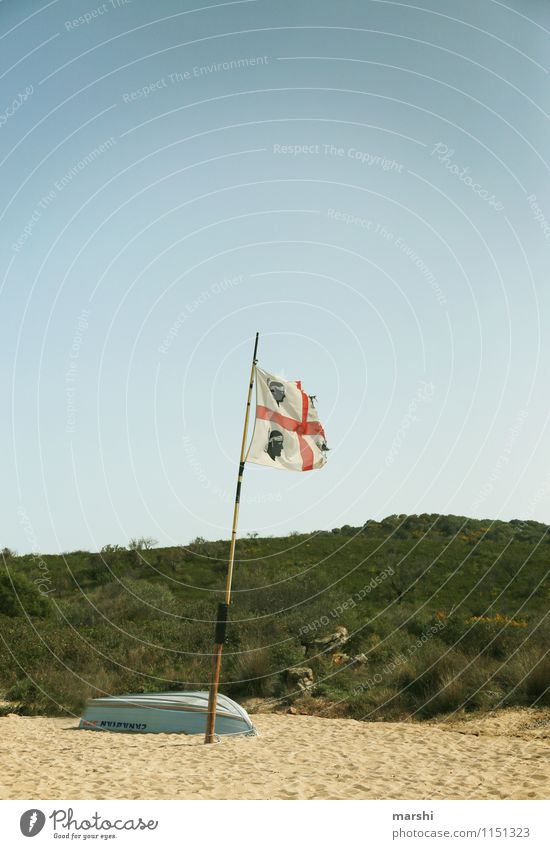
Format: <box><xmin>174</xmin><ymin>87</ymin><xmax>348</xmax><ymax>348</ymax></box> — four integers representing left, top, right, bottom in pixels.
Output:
<box><xmin>332</xmin><ymin>651</ymin><xmax>368</xmax><ymax>666</ymax></box>
<box><xmin>286</xmin><ymin>666</ymin><xmax>315</xmax><ymax>693</ymax></box>
<box><xmin>302</xmin><ymin>625</ymin><xmax>349</xmax><ymax>656</ymax></box>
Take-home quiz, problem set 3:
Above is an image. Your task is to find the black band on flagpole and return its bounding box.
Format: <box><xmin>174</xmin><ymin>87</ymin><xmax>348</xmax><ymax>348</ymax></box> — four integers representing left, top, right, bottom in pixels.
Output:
<box><xmin>235</xmin><ymin>461</ymin><xmax>245</xmax><ymax>504</ymax></box>
<box><xmin>215</xmin><ymin>602</ymin><xmax>229</xmax><ymax>644</ymax></box>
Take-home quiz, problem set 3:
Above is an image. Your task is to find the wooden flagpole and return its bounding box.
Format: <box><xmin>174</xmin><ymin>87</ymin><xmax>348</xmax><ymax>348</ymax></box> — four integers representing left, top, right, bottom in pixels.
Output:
<box><xmin>204</xmin><ymin>331</ymin><xmax>259</xmax><ymax>743</ymax></box>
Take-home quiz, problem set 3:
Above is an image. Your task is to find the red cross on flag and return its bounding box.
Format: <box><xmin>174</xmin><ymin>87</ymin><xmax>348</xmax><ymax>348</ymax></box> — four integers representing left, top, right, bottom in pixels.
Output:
<box><xmin>246</xmin><ymin>367</ymin><xmax>328</xmax><ymax>471</ymax></box>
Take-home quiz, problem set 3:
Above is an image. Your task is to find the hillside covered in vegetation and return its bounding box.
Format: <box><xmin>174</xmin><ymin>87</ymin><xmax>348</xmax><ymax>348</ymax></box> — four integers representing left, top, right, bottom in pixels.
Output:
<box><xmin>1</xmin><ymin>513</ymin><xmax>549</xmax><ymax>721</ymax></box>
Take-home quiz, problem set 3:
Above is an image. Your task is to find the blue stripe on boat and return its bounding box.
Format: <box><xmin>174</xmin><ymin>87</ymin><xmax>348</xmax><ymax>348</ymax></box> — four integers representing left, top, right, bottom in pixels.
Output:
<box><xmin>79</xmin><ymin>691</ymin><xmax>257</xmax><ymax>736</ymax></box>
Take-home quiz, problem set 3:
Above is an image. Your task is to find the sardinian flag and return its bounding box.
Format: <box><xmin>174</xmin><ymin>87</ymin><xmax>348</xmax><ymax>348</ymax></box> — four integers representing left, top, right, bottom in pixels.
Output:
<box><xmin>246</xmin><ymin>367</ymin><xmax>328</xmax><ymax>471</ymax></box>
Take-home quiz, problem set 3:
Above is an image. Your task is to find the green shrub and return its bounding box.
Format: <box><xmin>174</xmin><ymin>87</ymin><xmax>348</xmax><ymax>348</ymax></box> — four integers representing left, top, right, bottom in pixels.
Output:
<box><xmin>524</xmin><ymin>653</ymin><xmax>550</xmax><ymax>706</ymax></box>
<box><xmin>0</xmin><ymin>515</ymin><xmax>548</xmax><ymax>719</ymax></box>
<box><xmin>228</xmin><ymin>647</ymin><xmax>276</xmax><ymax>697</ymax></box>
<box><xmin>0</xmin><ymin>574</ymin><xmax>51</xmax><ymax>618</ymax></box>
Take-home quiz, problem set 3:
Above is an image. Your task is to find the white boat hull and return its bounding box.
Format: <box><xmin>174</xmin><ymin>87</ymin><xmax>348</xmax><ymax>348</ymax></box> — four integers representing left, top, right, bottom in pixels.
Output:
<box><xmin>79</xmin><ymin>691</ymin><xmax>257</xmax><ymax>736</ymax></box>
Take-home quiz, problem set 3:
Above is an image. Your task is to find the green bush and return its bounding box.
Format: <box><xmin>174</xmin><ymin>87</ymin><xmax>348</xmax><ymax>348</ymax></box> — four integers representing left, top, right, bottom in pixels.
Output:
<box><xmin>228</xmin><ymin>647</ymin><xmax>277</xmax><ymax>698</ymax></box>
<box><xmin>524</xmin><ymin>653</ymin><xmax>550</xmax><ymax>706</ymax></box>
<box><xmin>0</xmin><ymin>514</ymin><xmax>548</xmax><ymax>718</ymax></box>
<box><xmin>0</xmin><ymin>574</ymin><xmax>51</xmax><ymax>618</ymax></box>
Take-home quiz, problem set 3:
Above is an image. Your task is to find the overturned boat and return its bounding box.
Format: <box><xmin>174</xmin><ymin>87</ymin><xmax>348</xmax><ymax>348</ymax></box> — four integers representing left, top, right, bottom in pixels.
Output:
<box><xmin>79</xmin><ymin>691</ymin><xmax>257</xmax><ymax>737</ymax></box>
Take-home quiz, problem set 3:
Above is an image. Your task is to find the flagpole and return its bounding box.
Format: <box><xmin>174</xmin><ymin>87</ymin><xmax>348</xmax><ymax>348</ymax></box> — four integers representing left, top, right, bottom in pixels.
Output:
<box><xmin>204</xmin><ymin>331</ymin><xmax>259</xmax><ymax>744</ymax></box>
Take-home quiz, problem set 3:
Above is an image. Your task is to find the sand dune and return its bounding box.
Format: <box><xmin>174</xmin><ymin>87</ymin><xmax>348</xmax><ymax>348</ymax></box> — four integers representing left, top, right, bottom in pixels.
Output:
<box><xmin>0</xmin><ymin>709</ymin><xmax>549</xmax><ymax>800</ymax></box>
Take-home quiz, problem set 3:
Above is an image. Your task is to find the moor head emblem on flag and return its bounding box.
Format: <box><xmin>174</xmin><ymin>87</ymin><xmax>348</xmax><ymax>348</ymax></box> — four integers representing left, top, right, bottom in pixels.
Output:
<box><xmin>268</xmin><ymin>379</ymin><xmax>286</xmax><ymax>406</ymax></box>
<box><xmin>267</xmin><ymin>429</ymin><xmax>284</xmax><ymax>460</ymax></box>
<box><xmin>246</xmin><ymin>367</ymin><xmax>328</xmax><ymax>472</ymax></box>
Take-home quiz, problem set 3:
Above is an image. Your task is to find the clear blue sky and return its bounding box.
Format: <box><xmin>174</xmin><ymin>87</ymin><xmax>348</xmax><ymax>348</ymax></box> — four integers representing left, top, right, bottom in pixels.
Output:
<box><xmin>1</xmin><ymin>0</ymin><xmax>549</xmax><ymax>554</ymax></box>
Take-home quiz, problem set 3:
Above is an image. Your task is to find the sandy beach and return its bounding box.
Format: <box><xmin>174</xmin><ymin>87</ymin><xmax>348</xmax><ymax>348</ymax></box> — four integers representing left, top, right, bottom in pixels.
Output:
<box><xmin>1</xmin><ymin>709</ymin><xmax>548</xmax><ymax>800</ymax></box>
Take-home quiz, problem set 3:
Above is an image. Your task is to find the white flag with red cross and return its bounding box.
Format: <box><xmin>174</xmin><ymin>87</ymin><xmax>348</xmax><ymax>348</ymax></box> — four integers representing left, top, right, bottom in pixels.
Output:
<box><xmin>245</xmin><ymin>367</ymin><xmax>329</xmax><ymax>471</ymax></box>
